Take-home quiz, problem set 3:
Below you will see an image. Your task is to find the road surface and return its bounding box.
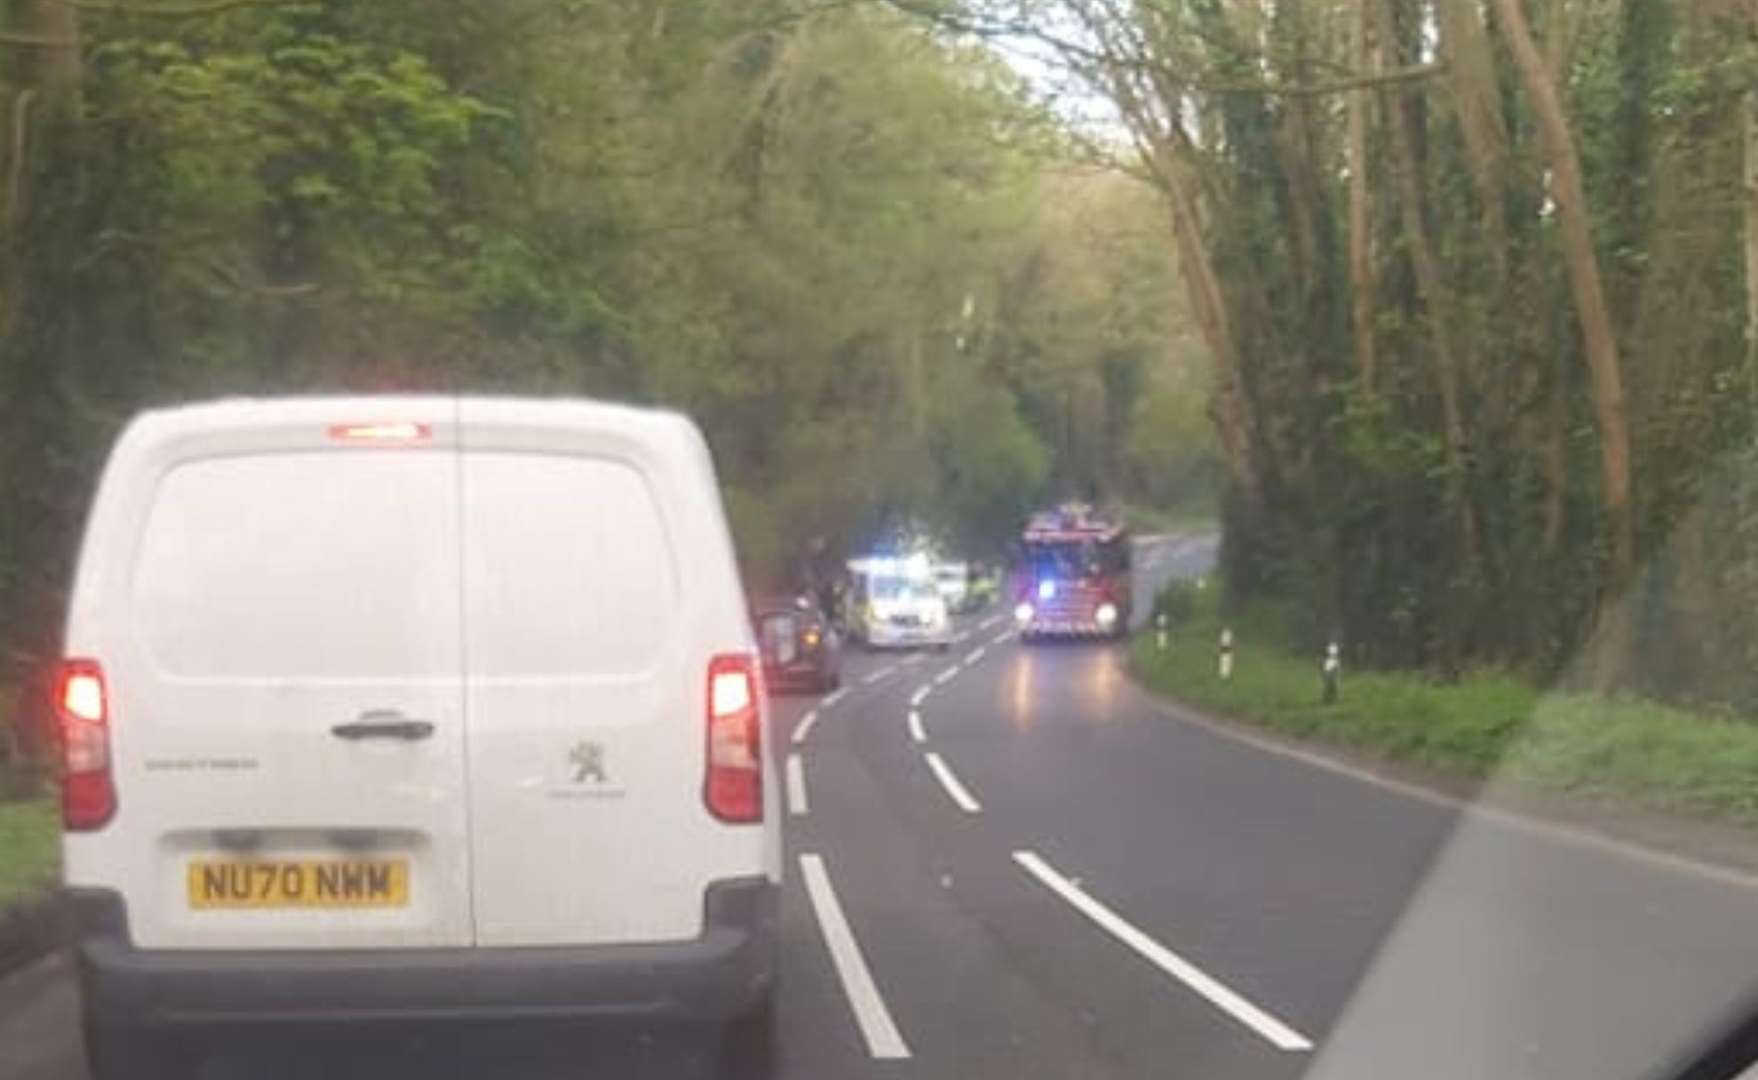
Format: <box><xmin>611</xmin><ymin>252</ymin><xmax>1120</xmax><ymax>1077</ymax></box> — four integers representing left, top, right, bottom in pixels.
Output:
<box><xmin>5</xmin><ymin>533</ymin><xmax>1758</xmax><ymax>1079</ymax></box>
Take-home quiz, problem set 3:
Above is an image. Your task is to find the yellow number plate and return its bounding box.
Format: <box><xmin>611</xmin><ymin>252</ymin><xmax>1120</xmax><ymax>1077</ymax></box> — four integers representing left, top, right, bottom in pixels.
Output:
<box><xmin>187</xmin><ymin>859</ymin><xmax>409</xmax><ymax>910</ymax></box>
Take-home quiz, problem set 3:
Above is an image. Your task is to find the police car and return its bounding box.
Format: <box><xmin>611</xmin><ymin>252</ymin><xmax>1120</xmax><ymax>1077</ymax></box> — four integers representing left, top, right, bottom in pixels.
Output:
<box><xmin>849</xmin><ymin>557</ymin><xmax>954</xmax><ymax>651</ymax></box>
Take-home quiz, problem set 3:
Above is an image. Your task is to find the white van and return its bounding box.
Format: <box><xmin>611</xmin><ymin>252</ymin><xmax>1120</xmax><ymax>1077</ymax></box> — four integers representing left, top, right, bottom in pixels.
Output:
<box><xmin>56</xmin><ymin>397</ymin><xmax>779</xmax><ymax>1077</ymax></box>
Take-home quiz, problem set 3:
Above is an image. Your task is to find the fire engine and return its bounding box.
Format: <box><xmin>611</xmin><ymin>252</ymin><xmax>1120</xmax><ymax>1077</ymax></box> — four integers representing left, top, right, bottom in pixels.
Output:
<box><xmin>1012</xmin><ymin>504</ymin><xmax>1132</xmax><ymax>640</ymax></box>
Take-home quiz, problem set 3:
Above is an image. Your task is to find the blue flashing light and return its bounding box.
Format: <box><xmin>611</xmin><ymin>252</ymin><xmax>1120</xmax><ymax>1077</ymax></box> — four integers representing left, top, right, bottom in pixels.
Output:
<box><xmin>1037</xmin><ymin>579</ymin><xmax>1056</xmax><ymax>601</ymax></box>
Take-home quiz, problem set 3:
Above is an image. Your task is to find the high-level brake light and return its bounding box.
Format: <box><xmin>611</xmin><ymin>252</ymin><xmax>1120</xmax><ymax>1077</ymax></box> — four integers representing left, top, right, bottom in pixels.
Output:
<box><xmin>327</xmin><ymin>422</ymin><xmax>432</xmax><ymax>445</ymax></box>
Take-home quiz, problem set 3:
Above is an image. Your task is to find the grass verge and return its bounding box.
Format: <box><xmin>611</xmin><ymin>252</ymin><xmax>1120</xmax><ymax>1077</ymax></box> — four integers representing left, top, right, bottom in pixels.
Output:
<box><xmin>0</xmin><ymin>799</ymin><xmax>58</xmax><ymax>914</ymax></box>
<box><xmin>1130</xmin><ymin>610</ymin><xmax>1758</xmax><ymax>828</ymax></box>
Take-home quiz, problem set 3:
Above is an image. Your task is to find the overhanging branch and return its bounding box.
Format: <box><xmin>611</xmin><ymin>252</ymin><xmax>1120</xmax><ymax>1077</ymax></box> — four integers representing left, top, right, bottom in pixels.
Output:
<box><xmin>881</xmin><ymin>0</ymin><xmax>1445</xmax><ymax>99</ymax></box>
<box><xmin>0</xmin><ymin>32</ymin><xmax>79</xmax><ymax>46</ymax></box>
<box><xmin>49</xmin><ymin>0</ymin><xmax>295</xmax><ymax>18</ymax></box>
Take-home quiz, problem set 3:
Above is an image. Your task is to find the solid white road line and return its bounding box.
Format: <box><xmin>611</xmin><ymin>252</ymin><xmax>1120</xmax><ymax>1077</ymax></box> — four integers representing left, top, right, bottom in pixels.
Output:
<box><xmin>1011</xmin><ymin>851</ymin><xmax>1313</xmax><ymax>1052</ymax></box>
<box><xmin>908</xmin><ymin>709</ymin><xmax>926</xmax><ymax>743</ymax></box>
<box><xmin>799</xmin><ymin>855</ymin><xmax>912</xmax><ymax>1059</ymax></box>
<box><xmin>786</xmin><ymin>754</ymin><xmax>809</xmax><ymax>817</ymax></box>
<box><xmin>963</xmin><ymin>646</ymin><xmax>986</xmax><ymax>666</ymax></box>
<box><xmin>791</xmin><ymin>709</ymin><xmax>819</xmax><ymax>746</ymax></box>
<box><xmin>822</xmin><ymin>687</ymin><xmax>849</xmax><ymax>708</ymax></box>
<box><xmin>909</xmin><ymin>685</ymin><xmax>931</xmax><ymax>707</ymax></box>
<box><xmin>925</xmin><ymin>752</ymin><xmax>981</xmax><ymax>813</ymax></box>
<box><xmin>863</xmin><ymin>665</ymin><xmax>895</xmax><ymax>685</ymax></box>
<box><xmin>934</xmin><ymin>666</ymin><xmax>960</xmax><ymax>686</ymax></box>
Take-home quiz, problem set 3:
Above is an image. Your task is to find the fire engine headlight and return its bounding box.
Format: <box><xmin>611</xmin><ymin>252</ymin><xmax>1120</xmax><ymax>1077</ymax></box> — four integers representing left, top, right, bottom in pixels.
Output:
<box><xmin>1095</xmin><ymin>603</ymin><xmax>1119</xmax><ymax>628</ymax></box>
<box><xmin>1014</xmin><ymin>602</ymin><xmax>1034</xmax><ymax>624</ymax></box>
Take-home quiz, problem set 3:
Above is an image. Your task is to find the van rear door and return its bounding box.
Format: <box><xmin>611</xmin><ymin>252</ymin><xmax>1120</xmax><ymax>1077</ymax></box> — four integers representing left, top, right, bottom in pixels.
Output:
<box><xmin>459</xmin><ymin>400</ymin><xmax>758</xmax><ymax>947</ymax></box>
<box><xmin>68</xmin><ymin>401</ymin><xmax>473</xmax><ymax>950</ymax></box>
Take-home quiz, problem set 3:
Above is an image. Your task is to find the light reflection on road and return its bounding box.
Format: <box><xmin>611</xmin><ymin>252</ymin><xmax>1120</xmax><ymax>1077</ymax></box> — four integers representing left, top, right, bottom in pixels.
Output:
<box><xmin>1085</xmin><ymin>649</ymin><xmax>1118</xmax><ymax>718</ymax></box>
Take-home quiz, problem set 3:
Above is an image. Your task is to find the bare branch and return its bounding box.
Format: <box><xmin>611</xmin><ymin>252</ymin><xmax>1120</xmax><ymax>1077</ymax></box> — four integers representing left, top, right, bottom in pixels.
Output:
<box><xmin>880</xmin><ymin>0</ymin><xmax>1443</xmax><ymax>99</ymax></box>
<box><xmin>1201</xmin><ymin>60</ymin><xmax>1445</xmax><ymax>98</ymax></box>
<box><xmin>0</xmin><ymin>32</ymin><xmax>79</xmax><ymax>46</ymax></box>
<box><xmin>48</xmin><ymin>0</ymin><xmax>293</xmax><ymax>19</ymax></box>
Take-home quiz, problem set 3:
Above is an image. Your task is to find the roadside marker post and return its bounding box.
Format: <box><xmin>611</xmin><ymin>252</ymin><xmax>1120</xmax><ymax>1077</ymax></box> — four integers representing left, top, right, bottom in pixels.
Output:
<box><xmin>1322</xmin><ymin>642</ymin><xmax>1341</xmax><ymax>704</ymax></box>
<box><xmin>1219</xmin><ymin>628</ymin><xmax>1234</xmax><ymax>680</ymax></box>
<box><xmin>1156</xmin><ymin>612</ymin><xmax>1169</xmax><ymax>652</ymax></box>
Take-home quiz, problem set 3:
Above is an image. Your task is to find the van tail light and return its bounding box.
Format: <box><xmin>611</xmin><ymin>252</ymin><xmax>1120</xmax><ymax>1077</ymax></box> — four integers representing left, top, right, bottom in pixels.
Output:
<box><xmin>705</xmin><ymin>654</ymin><xmax>763</xmax><ymax>823</ymax></box>
<box><xmin>55</xmin><ymin>659</ymin><xmax>116</xmax><ymax>831</ymax></box>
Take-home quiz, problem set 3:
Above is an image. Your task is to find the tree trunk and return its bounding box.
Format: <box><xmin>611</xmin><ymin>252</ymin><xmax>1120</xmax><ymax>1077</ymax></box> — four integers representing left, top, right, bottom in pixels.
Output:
<box><xmin>1346</xmin><ymin>0</ymin><xmax>1376</xmax><ymax>391</ymax></box>
<box><xmin>2</xmin><ymin>0</ymin><xmax>79</xmax><ymax>337</ymax></box>
<box><xmin>1436</xmin><ymin>0</ymin><xmax>1508</xmax><ymax>281</ymax></box>
<box><xmin>1375</xmin><ymin>0</ymin><xmax>1481</xmax><ymax>576</ymax></box>
<box><xmin>1745</xmin><ymin>88</ymin><xmax>1758</xmax><ymax>408</ymax></box>
<box><xmin>1154</xmin><ymin>141</ymin><xmax>1266</xmax><ymax>516</ymax></box>
<box><xmin>1542</xmin><ymin>347</ymin><xmax>1568</xmax><ymax>553</ymax></box>
<box><xmin>18</xmin><ymin>0</ymin><xmax>81</xmax><ymax>98</ymax></box>
<box><xmin>1490</xmin><ymin>0</ymin><xmax>1635</xmax><ymax>691</ymax></box>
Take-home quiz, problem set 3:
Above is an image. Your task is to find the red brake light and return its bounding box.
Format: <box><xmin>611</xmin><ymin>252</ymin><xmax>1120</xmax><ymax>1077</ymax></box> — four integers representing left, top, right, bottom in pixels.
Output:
<box><xmin>705</xmin><ymin>653</ymin><xmax>763</xmax><ymax>823</ymax></box>
<box><xmin>55</xmin><ymin>659</ymin><xmax>116</xmax><ymax>831</ymax></box>
<box><xmin>327</xmin><ymin>421</ymin><xmax>431</xmax><ymax>445</ymax></box>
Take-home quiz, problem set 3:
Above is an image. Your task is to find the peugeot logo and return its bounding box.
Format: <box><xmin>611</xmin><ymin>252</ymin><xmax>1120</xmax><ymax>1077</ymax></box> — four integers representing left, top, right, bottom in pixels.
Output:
<box><xmin>569</xmin><ymin>740</ymin><xmax>606</xmax><ymax>784</ymax></box>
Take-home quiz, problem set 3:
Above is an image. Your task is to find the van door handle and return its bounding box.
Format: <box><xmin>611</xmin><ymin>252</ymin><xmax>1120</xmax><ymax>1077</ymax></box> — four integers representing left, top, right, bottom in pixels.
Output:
<box><xmin>331</xmin><ymin>713</ymin><xmax>436</xmax><ymax>741</ymax></box>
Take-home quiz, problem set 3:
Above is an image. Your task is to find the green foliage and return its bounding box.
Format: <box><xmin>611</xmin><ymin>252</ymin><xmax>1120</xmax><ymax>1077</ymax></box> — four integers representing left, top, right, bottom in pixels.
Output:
<box><xmin>0</xmin><ymin>0</ymin><xmax>1208</xmax><ymax>666</ymax></box>
<box><xmin>1152</xmin><ymin>577</ymin><xmax>1200</xmax><ymax>623</ymax></box>
<box><xmin>1130</xmin><ymin>602</ymin><xmax>1758</xmax><ymax>828</ymax></box>
<box><xmin>0</xmin><ymin>801</ymin><xmax>58</xmax><ymax>913</ymax></box>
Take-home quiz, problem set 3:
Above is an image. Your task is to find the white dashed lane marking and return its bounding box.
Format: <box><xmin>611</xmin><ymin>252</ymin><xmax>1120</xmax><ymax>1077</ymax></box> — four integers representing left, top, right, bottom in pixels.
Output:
<box><xmin>791</xmin><ymin>709</ymin><xmax>819</xmax><ymax>746</ymax></box>
<box><xmin>786</xmin><ymin>753</ymin><xmax>809</xmax><ymax>817</ymax></box>
<box><xmin>1012</xmin><ymin>851</ymin><xmax>1313</xmax><ymax>1053</ymax></box>
<box><xmin>907</xmin><ymin>710</ymin><xmax>926</xmax><ymax>743</ymax></box>
<box><xmin>925</xmin><ymin>752</ymin><xmax>981</xmax><ymax>813</ymax></box>
<box><xmin>799</xmin><ymin>855</ymin><xmax>912</xmax><ymax>1059</ymax></box>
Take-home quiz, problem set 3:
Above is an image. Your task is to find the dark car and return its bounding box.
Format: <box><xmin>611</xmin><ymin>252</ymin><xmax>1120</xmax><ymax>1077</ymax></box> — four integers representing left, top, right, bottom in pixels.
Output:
<box><xmin>753</xmin><ymin>594</ymin><xmax>842</xmax><ymax>694</ymax></box>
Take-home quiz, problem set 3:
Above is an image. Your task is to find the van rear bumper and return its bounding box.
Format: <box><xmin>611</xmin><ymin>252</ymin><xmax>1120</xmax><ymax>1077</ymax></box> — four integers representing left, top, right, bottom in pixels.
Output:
<box><xmin>72</xmin><ymin>877</ymin><xmax>777</xmax><ymax>1029</ymax></box>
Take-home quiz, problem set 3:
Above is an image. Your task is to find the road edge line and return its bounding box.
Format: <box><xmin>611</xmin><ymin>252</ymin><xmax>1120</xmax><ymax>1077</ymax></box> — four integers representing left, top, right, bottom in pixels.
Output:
<box><xmin>1121</xmin><ymin>673</ymin><xmax>1758</xmax><ymax>892</ymax></box>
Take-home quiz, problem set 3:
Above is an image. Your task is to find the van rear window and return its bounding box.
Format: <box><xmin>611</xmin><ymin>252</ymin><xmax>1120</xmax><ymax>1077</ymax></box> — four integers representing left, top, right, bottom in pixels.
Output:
<box><xmin>462</xmin><ymin>453</ymin><xmax>677</xmax><ymax>677</ymax></box>
<box><xmin>132</xmin><ymin>453</ymin><xmax>459</xmax><ymax>678</ymax></box>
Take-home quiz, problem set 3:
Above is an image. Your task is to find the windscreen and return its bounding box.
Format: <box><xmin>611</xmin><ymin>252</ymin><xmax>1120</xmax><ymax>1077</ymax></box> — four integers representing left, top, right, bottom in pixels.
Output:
<box><xmin>871</xmin><ymin>577</ymin><xmax>937</xmax><ymax>602</ymax></box>
<box><xmin>1029</xmin><ymin>538</ymin><xmax>1128</xmax><ymax>577</ymax></box>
